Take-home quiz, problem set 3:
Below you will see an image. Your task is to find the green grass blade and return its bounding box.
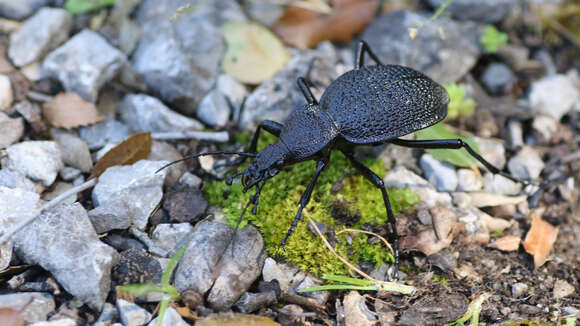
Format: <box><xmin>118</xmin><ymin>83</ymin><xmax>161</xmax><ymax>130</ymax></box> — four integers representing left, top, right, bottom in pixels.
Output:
<box><xmin>321</xmin><ymin>274</ymin><xmax>374</xmax><ymax>286</ymax></box>
<box><xmin>162</xmin><ymin>246</ymin><xmax>186</xmax><ymax>285</ymax></box>
<box><xmin>415</xmin><ymin>123</ymin><xmax>480</xmax><ymax>167</ymax></box>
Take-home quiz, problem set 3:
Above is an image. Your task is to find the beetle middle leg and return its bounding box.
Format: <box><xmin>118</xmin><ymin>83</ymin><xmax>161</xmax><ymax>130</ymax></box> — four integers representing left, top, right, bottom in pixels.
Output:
<box><xmin>390</xmin><ymin>138</ymin><xmax>533</xmax><ymax>185</ymax></box>
<box><xmin>280</xmin><ymin>154</ymin><xmax>330</xmax><ymax>247</ymax></box>
<box><xmin>342</xmin><ymin>151</ymin><xmax>400</xmax><ymax>279</ymax></box>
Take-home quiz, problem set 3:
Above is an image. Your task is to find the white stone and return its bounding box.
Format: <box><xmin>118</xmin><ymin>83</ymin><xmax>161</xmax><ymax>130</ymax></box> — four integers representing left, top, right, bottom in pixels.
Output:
<box><xmin>529</xmin><ymin>72</ymin><xmax>580</xmax><ymax>121</ymax></box>
<box><xmin>0</xmin><ymin>74</ymin><xmax>13</xmax><ymax>112</ymax></box>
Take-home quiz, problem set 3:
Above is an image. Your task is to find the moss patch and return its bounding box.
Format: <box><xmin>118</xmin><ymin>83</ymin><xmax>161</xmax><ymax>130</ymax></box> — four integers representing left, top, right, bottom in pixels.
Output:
<box><xmin>204</xmin><ymin>136</ymin><xmax>419</xmax><ymax>276</ymax></box>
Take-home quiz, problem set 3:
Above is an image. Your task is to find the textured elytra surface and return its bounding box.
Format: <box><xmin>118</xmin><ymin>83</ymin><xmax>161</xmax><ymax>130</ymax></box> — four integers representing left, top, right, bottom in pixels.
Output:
<box><xmin>320</xmin><ymin>65</ymin><xmax>448</xmax><ymax>144</ymax></box>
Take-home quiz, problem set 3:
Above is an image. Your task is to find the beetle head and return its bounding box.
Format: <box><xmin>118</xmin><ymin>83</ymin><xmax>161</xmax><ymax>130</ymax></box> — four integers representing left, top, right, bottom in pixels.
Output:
<box><xmin>241</xmin><ymin>142</ymin><xmax>288</xmax><ymax>192</ymax></box>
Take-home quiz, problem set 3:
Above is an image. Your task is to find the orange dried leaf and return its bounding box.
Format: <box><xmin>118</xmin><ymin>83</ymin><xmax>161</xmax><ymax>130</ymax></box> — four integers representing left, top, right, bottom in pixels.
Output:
<box><xmin>0</xmin><ymin>307</ymin><xmax>25</xmax><ymax>326</ymax></box>
<box><xmin>43</xmin><ymin>92</ymin><xmax>103</xmax><ymax>129</ymax></box>
<box><xmin>173</xmin><ymin>305</ymin><xmax>197</xmax><ymax>320</ymax></box>
<box><xmin>487</xmin><ymin>235</ymin><xmax>521</xmax><ymax>252</ymax></box>
<box><xmin>272</xmin><ymin>0</ymin><xmax>379</xmax><ymax>49</ymax></box>
<box><xmin>90</xmin><ymin>132</ymin><xmax>152</xmax><ymax>179</ymax></box>
<box><xmin>522</xmin><ymin>211</ymin><xmax>559</xmax><ymax>267</ymax></box>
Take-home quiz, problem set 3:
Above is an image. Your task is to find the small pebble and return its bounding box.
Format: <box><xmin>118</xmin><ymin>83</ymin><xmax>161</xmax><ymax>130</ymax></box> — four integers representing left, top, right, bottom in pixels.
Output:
<box><xmin>419</xmin><ymin>154</ymin><xmax>458</xmax><ymax>192</ymax></box>
<box><xmin>511</xmin><ymin>282</ymin><xmax>529</xmax><ymax>298</ymax></box>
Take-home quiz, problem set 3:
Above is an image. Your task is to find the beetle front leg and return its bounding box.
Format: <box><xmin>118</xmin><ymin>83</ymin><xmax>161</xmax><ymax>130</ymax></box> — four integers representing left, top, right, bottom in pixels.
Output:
<box><xmin>280</xmin><ymin>155</ymin><xmax>330</xmax><ymax>247</ymax></box>
<box><xmin>225</xmin><ymin>120</ymin><xmax>283</xmax><ymax>168</ymax></box>
<box><xmin>342</xmin><ymin>151</ymin><xmax>399</xmax><ymax>280</ymax></box>
<box><xmin>355</xmin><ymin>40</ymin><xmax>384</xmax><ymax>69</ymax></box>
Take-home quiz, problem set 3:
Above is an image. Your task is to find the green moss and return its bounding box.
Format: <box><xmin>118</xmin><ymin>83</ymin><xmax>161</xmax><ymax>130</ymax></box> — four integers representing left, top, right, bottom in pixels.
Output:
<box><xmin>432</xmin><ymin>274</ymin><xmax>449</xmax><ymax>286</ymax></box>
<box><xmin>204</xmin><ymin>135</ymin><xmax>420</xmax><ymax>276</ymax></box>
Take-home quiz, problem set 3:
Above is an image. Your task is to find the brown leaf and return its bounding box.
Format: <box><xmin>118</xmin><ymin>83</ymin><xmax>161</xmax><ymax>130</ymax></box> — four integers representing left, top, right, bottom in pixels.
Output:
<box><xmin>272</xmin><ymin>0</ymin><xmax>379</xmax><ymax>49</ymax></box>
<box><xmin>196</xmin><ymin>313</ymin><xmax>280</xmax><ymax>326</ymax></box>
<box><xmin>43</xmin><ymin>92</ymin><xmax>103</xmax><ymax>129</ymax></box>
<box><xmin>90</xmin><ymin>132</ymin><xmax>152</xmax><ymax>179</ymax></box>
<box><xmin>487</xmin><ymin>235</ymin><xmax>521</xmax><ymax>252</ymax></box>
<box><xmin>522</xmin><ymin>209</ymin><xmax>559</xmax><ymax>267</ymax></box>
<box><xmin>0</xmin><ymin>307</ymin><xmax>25</xmax><ymax>326</ymax></box>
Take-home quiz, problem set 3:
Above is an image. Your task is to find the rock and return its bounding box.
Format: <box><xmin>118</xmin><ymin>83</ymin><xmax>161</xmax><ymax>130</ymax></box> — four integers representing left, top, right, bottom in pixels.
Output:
<box><xmin>473</xmin><ymin>136</ymin><xmax>506</xmax><ymax>169</ymax></box>
<box><xmin>147</xmin><ymin>306</ymin><xmax>188</xmax><ymax>326</ymax></box>
<box><xmin>262</xmin><ymin>258</ymin><xmax>329</xmax><ymax>305</ymax></box>
<box><xmin>151</xmin><ymin>223</ymin><xmax>194</xmax><ymax>253</ymax></box>
<box><xmin>102</xmin><ymin>233</ymin><xmax>146</xmax><ymax>252</ymax></box>
<box><xmin>78</xmin><ymin>119</ymin><xmax>131</xmax><ymax>150</ymax></box>
<box><xmin>174</xmin><ymin>221</ymin><xmax>235</xmax><ymax>293</ymax></box>
<box><xmin>243</xmin><ymin>0</ymin><xmax>284</xmax><ymax>26</ymax></box>
<box><xmin>116</xmin><ymin>299</ymin><xmax>152</xmax><ymax>326</ymax></box>
<box><xmin>240</xmin><ymin>42</ymin><xmax>339</xmax><ymax>130</ymax></box>
<box><xmin>467</xmin><ymin>192</ymin><xmax>527</xmax><ymax>207</ymax></box>
<box><xmin>8</xmin><ymin>8</ymin><xmax>72</xmax><ymax>67</ymax></box>
<box><xmin>94</xmin><ymin>302</ymin><xmax>118</xmax><ymax>326</ymax></box>
<box><xmin>234</xmin><ymin>291</ymin><xmax>277</xmax><ymax>314</ymax></box>
<box><xmin>42</xmin><ymin>181</ymin><xmax>75</xmax><ymax>204</ymax></box>
<box><xmin>428</xmin><ymin>249</ymin><xmax>457</xmax><ymax>271</ymax></box>
<box><xmin>553</xmin><ymin>279</ymin><xmax>575</xmax><ymax>299</ymax></box>
<box><xmin>59</xmin><ymin>167</ymin><xmax>81</xmax><ymax>181</ymax></box>
<box><xmin>0</xmin><ymin>0</ymin><xmax>48</xmax><ymax>20</ymax></box>
<box><xmin>0</xmin><ymin>240</ymin><xmax>10</xmax><ymax>270</ymax></box>
<box><xmin>512</xmin><ymin>282</ymin><xmax>528</xmax><ymax>298</ymax></box>
<box><xmin>132</xmin><ymin>0</ymin><xmax>246</xmax><ymax>115</ymax></box>
<box><xmin>4</xmin><ymin>141</ymin><xmax>63</xmax><ymax>186</ymax></box>
<box><xmin>13</xmin><ymin>203</ymin><xmax>119</xmax><ymax>311</ymax></box>
<box><xmin>507</xmin><ymin>146</ymin><xmax>545</xmax><ymax>180</ymax></box>
<box><xmin>163</xmin><ymin>185</ymin><xmax>208</xmax><ymax>223</ymax></box>
<box><xmin>148</xmin><ymin>141</ymin><xmax>184</xmax><ymax>187</ymax></box>
<box><xmin>362</xmin><ymin>10</ymin><xmax>481</xmax><ymax>84</ymax></box>
<box><xmin>419</xmin><ymin>154</ymin><xmax>458</xmax><ymax>192</ymax></box>
<box><xmin>531</xmin><ymin>115</ymin><xmax>558</xmax><ymax>145</ymax></box>
<box><xmin>90</xmin><ymin>160</ymin><xmax>167</xmax><ymax>231</ymax></box>
<box><xmin>112</xmin><ymin>249</ymin><xmax>162</xmax><ymax>286</ymax></box>
<box><xmin>42</xmin><ymin>29</ymin><xmax>127</xmax><ymax>102</ymax></box>
<box><xmin>342</xmin><ymin>291</ymin><xmax>377</xmax><ymax>326</ymax></box>
<box><xmin>399</xmin><ymin>294</ymin><xmax>467</xmax><ymax>325</ymax></box>
<box><xmin>177</xmin><ymin>171</ymin><xmax>202</xmax><ymax>189</ymax></box>
<box><xmin>98</xmin><ymin>0</ymin><xmax>142</xmax><ymax>55</ymax></box>
<box><xmin>529</xmin><ymin>72</ymin><xmax>580</xmax><ymax>121</ymax></box>
<box><xmin>0</xmin><ymin>74</ymin><xmax>13</xmax><ymax>111</ymax></box>
<box><xmin>384</xmin><ymin>166</ymin><xmax>452</xmax><ymax>209</ymax></box>
<box><xmin>217</xmin><ymin>74</ymin><xmax>248</xmax><ymax>120</ymax></box>
<box><xmin>29</xmin><ymin>319</ymin><xmax>77</xmax><ymax>326</ymax></box>
<box><xmin>480</xmin><ymin>62</ymin><xmax>516</xmax><ymax>95</ymax></box>
<box><xmin>483</xmin><ymin>173</ymin><xmax>522</xmax><ymax>195</ymax></box>
<box><xmin>427</xmin><ymin>0</ymin><xmax>515</xmax><ymax>23</ymax></box>
<box><xmin>196</xmin><ymin>88</ymin><xmax>231</xmax><ymax>127</ymax></box>
<box><xmin>0</xmin><ymin>112</ymin><xmax>23</xmax><ymax>148</ymax></box>
<box><xmin>51</xmin><ymin>129</ymin><xmax>93</xmax><ymax>173</ymax></box>
<box><xmin>207</xmin><ymin>225</ymin><xmax>266</xmax><ymax>311</ymax></box>
<box><xmin>456</xmin><ymin>169</ymin><xmax>482</xmax><ymax>192</ymax></box>
<box><xmin>119</xmin><ymin>94</ymin><xmax>203</xmax><ymax>133</ymax></box>
<box><xmin>0</xmin><ymin>292</ymin><xmax>55</xmax><ymax>324</ymax></box>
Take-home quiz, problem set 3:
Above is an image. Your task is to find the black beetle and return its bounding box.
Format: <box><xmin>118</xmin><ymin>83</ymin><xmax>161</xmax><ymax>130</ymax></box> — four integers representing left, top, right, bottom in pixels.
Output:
<box><xmin>162</xmin><ymin>40</ymin><xmax>528</xmax><ymax>277</ymax></box>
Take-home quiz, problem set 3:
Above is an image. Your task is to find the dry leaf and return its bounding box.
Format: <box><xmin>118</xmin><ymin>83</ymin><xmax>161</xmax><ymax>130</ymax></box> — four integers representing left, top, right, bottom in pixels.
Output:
<box><xmin>222</xmin><ymin>21</ymin><xmax>291</xmax><ymax>84</ymax></box>
<box><xmin>522</xmin><ymin>209</ymin><xmax>559</xmax><ymax>267</ymax></box>
<box><xmin>43</xmin><ymin>92</ymin><xmax>103</xmax><ymax>129</ymax></box>
<box><xmin>90</xmin><ymin>132</ymin><xmax>152</xmax><ymax>179</ymax></box>
<box><xmin>272</xmin><ymin>0</ymin><xmax>379</xmax><ymax>49</ymax></box>
<box><xmin>487</xmin><ymin>235</ymin><xmax>521</xmax><ymax>252</ymax></box>
<box><xmin>0</xmin><ymin>308</ymin><xmax>25</xmax><ymax>326</ymax></box>
<box><xmin>173</xmin><ymin>304</ymin><xmax>197</xmax><ymax>320</ymax></box>
<box><xmin>196</xmin><ymin>313</ymin><xmax>280</xmax><ymax>326</ymax></box>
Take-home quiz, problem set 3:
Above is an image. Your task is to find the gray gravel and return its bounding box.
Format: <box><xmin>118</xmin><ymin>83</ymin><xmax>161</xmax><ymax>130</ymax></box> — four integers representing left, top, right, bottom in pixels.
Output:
<box><xmin>8</xmin><ymin>7</ymin><xmax>72</xmax><ymax>67</ymax></box>
<box><xmin>42</xmin><ymin>29</ymin><xmax>127</xmax><ymax>102</ymax></box>
<box><xmin>13</xmin><ymin>203</ymin><xmax>119</xmax><ymax>311</ymax></box>
<box><xmin>3</xmin><ymin>141</ymin><xmax>63</xmax><ymax>187</ymax></box>
<box><xmin>0</xmin><ymin>292</ymin><xmax>55</xmax><ymax>324</ymax></box>
<box><xmin>0</xmin><ymin>112</ymin><xmax>24</xmax><ymax>148</ymax></box>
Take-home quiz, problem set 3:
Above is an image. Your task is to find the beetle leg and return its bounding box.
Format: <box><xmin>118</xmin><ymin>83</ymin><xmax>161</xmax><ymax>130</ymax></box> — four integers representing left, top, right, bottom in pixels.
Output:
<box><xmin>297</xmin><ymin>77</ymin><xmax>318</xmax><ymax>105</ymax></box>
<box><xmin>280</xmin><ymin>155</ymin><xmax>330</xmax><ymax>247</ymax></box>
<box><xmin>390</xmin><ymin>138</ymin><xmax>534</xmax><ymax>185</ymax></box>
<box><xmin>222</xmin><ymin>120</ymin><xmax>283</xmax><ymax>168</ymax></box>
<box><xmin>355</xmin><ymin>40</ymin><xmax>384</xmax><ymax>69</ymax></box>
<box><xmin>342</xmin><ymin>151</ymin><xmax>399</xmax><ymax>280</ymax></box>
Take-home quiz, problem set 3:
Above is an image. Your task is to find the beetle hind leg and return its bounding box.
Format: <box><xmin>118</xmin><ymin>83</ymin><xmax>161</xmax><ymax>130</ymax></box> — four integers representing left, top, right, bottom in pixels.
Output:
<box><xmin>355</xmin><ymin>40</ymin><xmax>384</xmax><ymax>69</ymax></box>
<box><xmin>342</xmin><ymin>151</ymin><xmax>400</xmax><ymax>279</ymax></box>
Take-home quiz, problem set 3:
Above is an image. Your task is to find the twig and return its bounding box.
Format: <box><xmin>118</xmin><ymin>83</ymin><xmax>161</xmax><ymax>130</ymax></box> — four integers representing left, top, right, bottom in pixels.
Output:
<box><xmin>336</xmin><ymin>228</ymin><xmax>394</xmax><ymax>255</ymax></box>
<box><xmin>151</xmin><ymin>131</ymin><xmax>229</xmax><ymax>143</ymax></box>
<box><xmin>303</xmin><ymin>210</ymin><xmax>373</xmax><ymax>281</ymax></box>
<box><xmin>0</xmin><ymin>178</ymin><xmax>97</xmax><ymax>246</ymax></box>
<box><xmin>26</xmin><ymin>91</ymin><xmax>53</xmax><ymax>103</ymax></box>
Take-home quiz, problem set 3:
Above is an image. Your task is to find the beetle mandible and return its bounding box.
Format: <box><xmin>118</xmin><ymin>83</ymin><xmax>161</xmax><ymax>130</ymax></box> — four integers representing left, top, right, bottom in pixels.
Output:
<box><xmin>163</xmin><ymin>40</ymin><xmax>528</xmax><ymax>277</ymax></box>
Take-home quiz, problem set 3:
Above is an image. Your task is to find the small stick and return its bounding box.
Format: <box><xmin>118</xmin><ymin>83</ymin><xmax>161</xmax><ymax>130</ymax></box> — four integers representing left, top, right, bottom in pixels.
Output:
<box><xmin>151</xmin><ymin>131</ymin><xmax>229</xmax><ymax>143</ymax></box>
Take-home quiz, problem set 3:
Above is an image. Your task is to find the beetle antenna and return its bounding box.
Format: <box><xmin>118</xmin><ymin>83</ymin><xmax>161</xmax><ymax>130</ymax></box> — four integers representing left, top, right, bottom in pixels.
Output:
<box><xmin>155</xmin><ymin>151</ymin><xmax>257</xmax><ymax>173</ymax></box>
<box><xmin>226</xmin><ymin>171</ymin><xmax>245</xmax><ymax>185</ymax></box>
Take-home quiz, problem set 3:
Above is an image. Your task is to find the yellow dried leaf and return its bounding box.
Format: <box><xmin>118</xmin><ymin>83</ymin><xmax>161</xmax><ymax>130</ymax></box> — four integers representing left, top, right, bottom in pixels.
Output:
<box><xmin>222</xmin><ymin>21</ymin><xmax>290</xmax><ymax>84</ymax></box>
<box><xmin>43</xmin><ymin>92</ymin><xmax>102</xmax><ymax>129</ymax></box>
<box><xmin>90</xmin><ymin>132</ymin><xmax>152</xmax><ymax>179</ymax></box>
<box><xmin>487</xmin><ymin>235</ymin><xmax>521</xmax><ymax>252</ymax></box>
